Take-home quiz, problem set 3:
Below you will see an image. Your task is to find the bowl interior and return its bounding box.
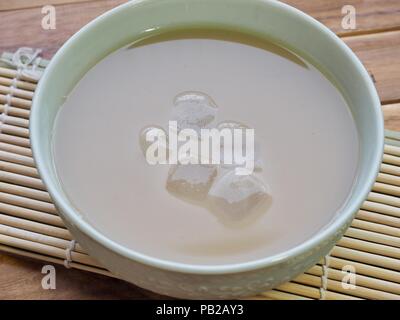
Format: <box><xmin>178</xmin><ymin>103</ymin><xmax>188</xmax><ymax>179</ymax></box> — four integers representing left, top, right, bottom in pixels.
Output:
<box><xmin>30</xmin><ymin>0</ymin><xmax>383</xmax><ymax>273</ymax></box>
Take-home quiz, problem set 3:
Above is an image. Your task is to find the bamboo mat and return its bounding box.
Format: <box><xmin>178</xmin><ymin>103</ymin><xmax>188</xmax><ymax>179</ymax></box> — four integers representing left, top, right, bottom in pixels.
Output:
<box><xmin>0</xmin><ymin>50</ymin><xmax>400</xmax><ymax>300</ymax></box>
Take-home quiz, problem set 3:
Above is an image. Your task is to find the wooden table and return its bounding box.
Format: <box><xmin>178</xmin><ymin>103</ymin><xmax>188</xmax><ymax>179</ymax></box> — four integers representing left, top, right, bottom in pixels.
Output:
<box><xmin>0</xmin><ymin>0</ymin><xmax>399</xmax><ymax>299</ymax></box>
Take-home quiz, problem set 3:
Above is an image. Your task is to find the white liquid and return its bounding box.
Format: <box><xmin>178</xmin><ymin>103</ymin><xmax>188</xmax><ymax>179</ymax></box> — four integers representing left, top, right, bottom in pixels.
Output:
<box><xmin>53</xmin><ymin>32</ymin><xmax>359</xmax><ymax>265</ymax></box>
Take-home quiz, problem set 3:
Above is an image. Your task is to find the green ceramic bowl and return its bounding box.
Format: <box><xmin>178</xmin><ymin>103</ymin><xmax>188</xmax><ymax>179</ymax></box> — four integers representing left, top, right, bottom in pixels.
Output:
<box><xmin>30</xmin><ymin>0</ymin><xmax>383</xmax><ymax>298</ymax></box>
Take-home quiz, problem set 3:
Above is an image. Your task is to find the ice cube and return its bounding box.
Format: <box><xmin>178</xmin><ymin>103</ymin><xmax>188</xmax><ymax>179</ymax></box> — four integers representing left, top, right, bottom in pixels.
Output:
<box><xmin>171</xmin><ymin>91</ymin><xmax>218</xmax><ymax>133</ymax></box>
<box><xmin>217</xmin><ymin>120</ymin><xmax>249</xmax><ymax>131</ymax></box>
<box><xmin>216</xmin><ymin>121</ymin><xmax>263</xmax><ymax>172</ymax></box>
<box><xmin>207</xmin><ymin>170</ymin><xmax>271</xmax><ymax>223</ymax></box>
<box><xmin>166</xmin><ymin>160</ymin><xmax>218</xmax><ymax>203</ymax></box>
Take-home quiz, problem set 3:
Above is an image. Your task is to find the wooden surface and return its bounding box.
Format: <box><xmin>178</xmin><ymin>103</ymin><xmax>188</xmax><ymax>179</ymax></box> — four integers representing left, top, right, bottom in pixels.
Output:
<box><xmin>0</xmin><ymin>0</ymin><xmax>399</xmax><ymax>299</ymax></box>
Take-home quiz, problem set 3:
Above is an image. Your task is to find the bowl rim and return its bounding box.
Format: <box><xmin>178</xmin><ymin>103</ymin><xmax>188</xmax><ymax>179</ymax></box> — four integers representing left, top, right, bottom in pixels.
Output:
<box><xmin>30</xmin><ymin>0</ymin><xmax>384</xmax><ymax>275</ymax></box>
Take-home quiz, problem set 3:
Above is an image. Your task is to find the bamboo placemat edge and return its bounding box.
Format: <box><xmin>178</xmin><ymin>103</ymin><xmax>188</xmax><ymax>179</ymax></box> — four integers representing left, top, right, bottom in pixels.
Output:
<box><xmin>0</xmin><ymin>50</ymin><xmax>400</xmax><ymax>300</ymax></box>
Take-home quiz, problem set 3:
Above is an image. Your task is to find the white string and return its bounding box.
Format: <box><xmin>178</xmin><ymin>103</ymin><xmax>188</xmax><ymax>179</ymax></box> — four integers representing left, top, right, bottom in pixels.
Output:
<box><xmin>319</xmin><ymin>253</ymin><xmax>331</xmax><ymax>300</ymax></box>
<box><xmin>0</xmin><ymin>47</ymin><xmax>43</xmax><ymax>136</ymax></box>
<box><xmin>29</xmin><ymin>56</ymin><xmax>41</xmax><ymax>76</ymax></box>
<box><xmin>16</xmin><ymin>68</ymin><xmax>23</xmax><ymax>80</ymax></box>
<box><xmin>11</xmin><ymin>77</ymin><xmax>18</xmax><ymax>89</ymax></box>
<box><xmin>63</xmin><ymin>240</ymin><xmax>76</xmax><ymax>269</ymax></box>
<box><xmin>0</xmin><ymin>94</ymin><xmax>12</xmax><ymax>135</ymax></box>
<box><xmin>0</xmin><ymin>47</ymin><xmax>44</xmax><ymax>81</ymax></box>
<box><xmin>4</xmin><ymin>93</ymin><xmax>11</xmax><ymax>105</ymax></box>
<box><xmin>34</xmin><ymin>56</ymin><xmax>42</xmax><ymax>68</ymax></box>
<box><xmin>11</xmin><ymin>47</ymin><xmax>41</xmax><ymax>68</ymax></box>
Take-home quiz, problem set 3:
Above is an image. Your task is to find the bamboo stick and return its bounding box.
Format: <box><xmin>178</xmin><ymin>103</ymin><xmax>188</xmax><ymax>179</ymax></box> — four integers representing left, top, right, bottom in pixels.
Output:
<box><xmin>307</xmin><ymin>265</ymin><xmax>400</xmax><ymax>295</ymax></box>
<box><xmin>306</xmin><ymin>262</ymin><xmax>400</xmax><ymax>298</ymax></box>
<box><xmin>356</xmin><ymin>210</ymin><xmax>400</xmax><ymax>228</ymax></box>
<box><xmin>368</xmin><ymin>191</ymin><xmax>400</xmax><ymax>208</ymax></box>
<box><xmin>306</xmin><ymin>265</ymin><xmax>323</xmax><ymax>276</ymax></box>
<box><xmin>361</xmin><ymin>201</ymin><xmax>400</xmax><ymax>218</ymax></box>
<box><xmin>276</xmin><ymin>281</ymin><xmax>360</xmax><ymax>300</ymax></box>
<box><xmin>385</xmin><ymin>144</ymin><xmax>400</xmax><ymax>157</ymax></box>
<box><xmin>338</xmin><ymin>237</ymin><xmax>400</xmax><ymax>259</ymax></box>
<box><xmin>0</xmin><ymin>224</ymin><xmax>85</xmax><ymax>254</ymax></box>
<box><xmin>0</xmin><ymin>104</ymin><xmax>30</xmax><ymax>119</ymax></box>
<box><xmin>326</xmin><ymin>256</ymin><xmax>400</xmax><ymax>284</ymax></box>
<box><xmin>385</xmin><ymin>130</ymin><xmax>400</xmax><ymax>142</ymax></box>
<box><xmin>294</xmin><ymin>273</ymin><xmax>400</xmax><ymax>300</ymax></box>
<box><xmin>0</xmin><ymin>160</ymin><xmax>38</xmax><ymax>178</ymax></box>
<box><xmin>0</xmin><ymin>244</ymin><xmax>114</xmax><ymax>279</ymax></box>
<box><xmin>0</xmin><ymin>132</ymin><xmax>31</xmax><ymax>148</ymax></box>
<box><xmin>385</xmin><ymin>138</ymin><xmax>400</xmax><ymax>148</ymax></box>
<box><xmin>0</xmin><ymin>77</ymin><xmax>36</xmax><ymax>91</ymax></box>
<box><xmin>327</xmin><ymin>278</ymin><xmax>400</xmax><ymax>300</ymax></box>
<box><xmin>383</xmin><ymin>154</ymin><xmax>400</xmax><ymax>167</ymax></box>
<box><xmin>0</xmin><ymin>234</ymin><xmax>100</xmax><ymax>268</ymax></box>
<box><xmin>0</xmin><ymin>182</ymin><xmax>51</xmax><ymax>202</ymax></box>
<box><xmin>326</xmin><ymin>277</ymin><xmax>399</xmax><ymax>300</ymax></box>
<box><xmin>377</xmin><ymin>172</ymin><xmax>400</xmax><ymax>187</ymax></box>
<box><xmin>294</xmin><ymin>273</ymin><xmax>325</xmax><ymax>288</ymax></box>
<box><xmin>345</xmin><ymin>228</ymin><xmax>400</xmax><ymax>248</ymax></box>
<box><xmin>351</xmin><ymin>219</ymin><xmax>400</xmax><ymax>238</ymax></box>
<box><xmin>331</xmin><ymin>246</ymin><xmax>400</xmax><ymax>271</ymax></box>
<box><xmin>260</xmin><ymin>290</ymin><xmax>312</xmax><ymax>300</ymax></box>
<box><xmin>0</xmin><ymin>94</ymin><xmax>31</xmax><ymax>109</ymax></box>
<box><xmin>0</xmin><ymin>192</ymin><xmax>57</xmax><ymax>215</ymax></box>
<box><xmin>0</xmin><ymin>114</ymin><xmax>29</xmax><ymax>128</ymax></box>
<box><xmin>0</xmin><ymin>171</ymin><xmax>45</xmax><ymax>190</ymax></box>
<box><xmin>0</xmin><ymin>142</ymin><xmax>32</xmax><ymax>157</ymax></box>
<box><xmin>0</xmin><ymin>213</ymin><xmax>70</xmax><ymax>240</ymax></box>
<box><xmin>0</xmin><ymin>123</ymin><xmax>29</xmax><ymax>138</ymax></box>
<box><xmin>0</xmin><ymin>84</ymin><xmax>33</xmax><ymax>100</ymax></box>
<box><xmin>373</xmin><ymin>182</ymin><xmax>400</xmax><ymax>197</ymax></box>
<box><xmin>380</xmin><ymin>163</ymin><xmax>400</xmax><ymax>177</ymax></box>
<box><xmin>242</xmin><ymin>296</ymin><xmax>273</xmax><ymax>300</ymax></box>
<box><xmin>0</xmin><ymin>67</ymin><xmax>38</xmax><ymax>83</ymax></box>
<box><xmin>0</xmin><ymin>133</ymin><xmax>30</xmax><ymax>148</ymax></box>
<box><xmin>0</xmin><ymin>202</ymin><xmax>62</xmax><ymax>227</ymax></box>
<box><xmin>276</xmin><ymin>282</ymin><xmax>326</xmax><ymax>299</ymax></box>
<box><xmin>0</xmin><ymin>150</ymin><xmax>34</xmax><ymax>167</ymax></box>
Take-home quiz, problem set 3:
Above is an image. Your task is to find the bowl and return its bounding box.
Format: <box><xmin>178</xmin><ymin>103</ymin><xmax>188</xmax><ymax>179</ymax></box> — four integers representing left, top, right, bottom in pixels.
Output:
<box><xmin>30</xmin><ymin>0</ymin><xmax>384</xmax><ymax>299</ymax></box>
